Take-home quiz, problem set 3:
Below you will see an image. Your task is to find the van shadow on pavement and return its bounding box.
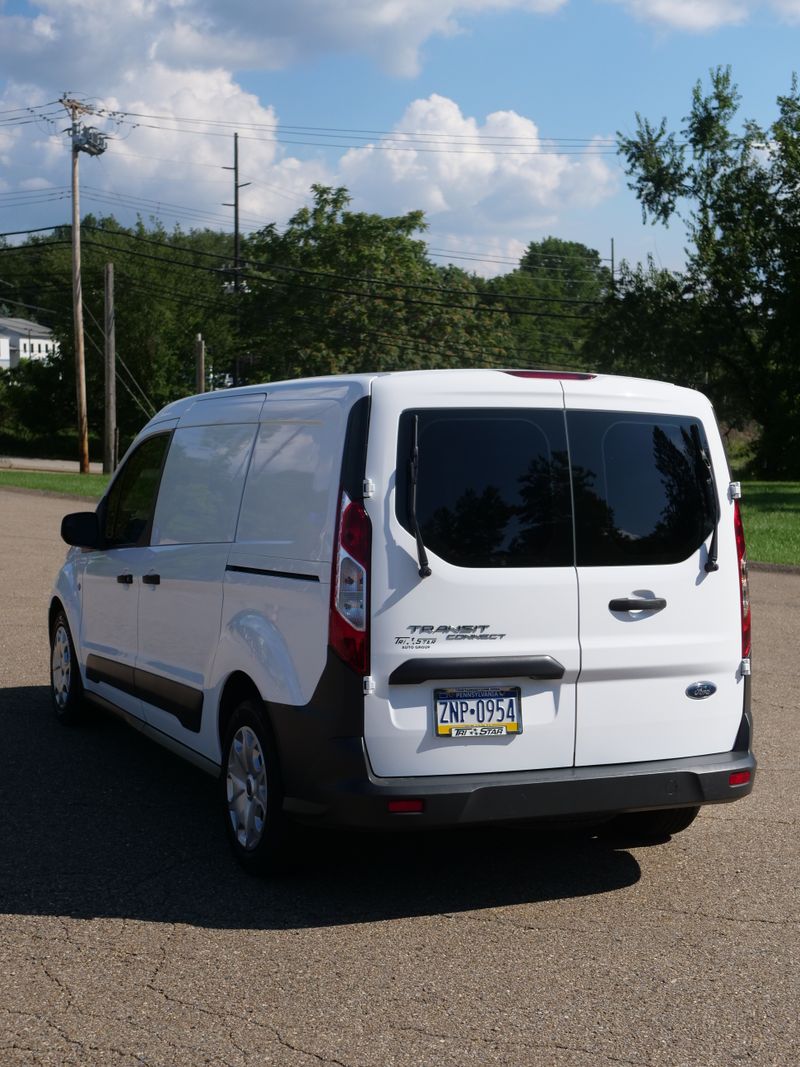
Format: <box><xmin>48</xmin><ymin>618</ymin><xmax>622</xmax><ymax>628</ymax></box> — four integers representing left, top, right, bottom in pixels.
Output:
<box><xmin>0</xmin><ymin>686</ymin><xmax>641</xmax><ymax>929</ymax></box>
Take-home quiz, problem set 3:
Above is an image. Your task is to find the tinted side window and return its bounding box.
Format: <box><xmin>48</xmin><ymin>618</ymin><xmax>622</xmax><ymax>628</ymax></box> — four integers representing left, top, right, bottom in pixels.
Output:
<box><xmin>567</xmin><ymin>411</ymin><xmax>715</xmax><ymax>566</ymax></box>
<box><xmin>103</xmin><ymin>434</ymin><xmax>171</xmax><ymax>548</ymax></box>
<box><xmin>396</xmin><ymin>409</ymin><xmax>573</xmax><ymax>568</ymax></box>
<box><xmin>151</xmin><ymin>424</ymin><xmax>256</xmax><ymax>546</ymax></box>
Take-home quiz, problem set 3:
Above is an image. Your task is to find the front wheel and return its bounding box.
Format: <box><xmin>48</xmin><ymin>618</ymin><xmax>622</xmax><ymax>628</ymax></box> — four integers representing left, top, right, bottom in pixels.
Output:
<box><xmin>50</xmin><ymin>611</ymin><xmax>85</xmax><ymax>725</ymax></box>
<box><xmin>221</xmin><ymin>699</ymin><xmax>292</xmax><ymax>875</ymax></box>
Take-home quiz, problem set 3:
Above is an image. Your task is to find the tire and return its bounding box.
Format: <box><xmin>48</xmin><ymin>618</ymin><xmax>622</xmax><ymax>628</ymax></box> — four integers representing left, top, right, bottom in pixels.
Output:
<box><xmin>601</xmin><ymin>805</ymin><xmax>700</xmax><ymax>843</ymax></box>
<box><xmin>50</xmin><ymin>610</ymin><xmax>85</xmax><ymax>725</ymax></box>
<box><xmin>221</xmin><ymin>698</ymin><xmax>292</xmax><ymax>875</ymax></box>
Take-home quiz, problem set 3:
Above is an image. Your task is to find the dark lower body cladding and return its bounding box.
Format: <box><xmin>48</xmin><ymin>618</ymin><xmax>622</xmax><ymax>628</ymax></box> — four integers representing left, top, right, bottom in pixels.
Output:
<box><xmin>270</xmin><ymin>655</ymin><xmax>756</xmax><ymax>828</ymax></box>
<box><xmin>281</xmin><ymin>742</ymin><xmax>755</xmax><ymax>829</ymax></box>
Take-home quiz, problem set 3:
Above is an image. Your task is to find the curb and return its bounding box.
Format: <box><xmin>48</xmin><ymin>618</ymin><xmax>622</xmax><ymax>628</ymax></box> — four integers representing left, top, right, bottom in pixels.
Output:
<box><xmin>749</xmin><ymin>561</ymin><xmax>800</xmax><ymax>575</ymax></box>
<box><xmin>0</xmin><ymin>485</ymin><xmax>99</xmax><ymax>505</ymax></box>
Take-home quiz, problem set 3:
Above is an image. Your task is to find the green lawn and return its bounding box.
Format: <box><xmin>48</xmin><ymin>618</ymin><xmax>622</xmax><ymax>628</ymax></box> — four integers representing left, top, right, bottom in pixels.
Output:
<box><xmin>0</xmin><ymin>470</ymin><xmax>796</xmax><ymax>565</ymax></box>
<box><xmin>0</xmin><ymin>470</ymin><xmax>110</xmax><ymax>498</ymax></box>
<box><xmin>741</xmin><ymin>482</ymin><xmax>800</xmax><ymax>567</ymax></box>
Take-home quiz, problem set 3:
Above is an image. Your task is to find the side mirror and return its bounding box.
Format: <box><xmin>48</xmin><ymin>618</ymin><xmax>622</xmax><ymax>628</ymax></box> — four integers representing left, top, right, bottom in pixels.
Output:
<box><xmin>61</xmin><ymin>511</ymin><xmax>102</xmax><ymax>550</ymax></box>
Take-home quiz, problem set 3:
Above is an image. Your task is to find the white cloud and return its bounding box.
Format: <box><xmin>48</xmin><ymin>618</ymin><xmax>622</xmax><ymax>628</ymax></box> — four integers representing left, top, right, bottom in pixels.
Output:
<box><xmin>611</xmin><ymin>0</ymin><xmax>749</xmax><ymax>31</ymax></box>
<box><xmin>0</xmin><ymin>66</ymin><xmax>329</xmax><ymax>235</ymax></box>
<box><xmin>340</xmin><ymin>95</ymin><xmax>617</xmax><ymax>260</ymax></box>
<box><xmin>0</xmin><ymin>0</ymin><xmax>569</xmax><ymax>83</ymax></box>
<box><xmin>770</xmin><ymin>0</ymin><xmax>800</xmax><ymax>19</ymax></box>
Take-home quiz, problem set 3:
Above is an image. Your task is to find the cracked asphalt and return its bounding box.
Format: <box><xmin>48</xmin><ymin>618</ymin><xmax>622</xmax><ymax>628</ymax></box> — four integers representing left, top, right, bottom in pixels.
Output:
<box><xmin>0</xmin><ymin>487</ymin><xmax>798</xmax><ymax>1067</ymax></box>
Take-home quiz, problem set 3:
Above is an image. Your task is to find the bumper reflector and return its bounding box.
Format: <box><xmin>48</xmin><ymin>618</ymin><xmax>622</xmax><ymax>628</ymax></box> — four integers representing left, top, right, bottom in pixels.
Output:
<box><xmin>387</xmin><ymin>799</ymin><xmax>425</xmax><ymax>814</ymax></box>
<box><xmin>729</xmin><ymin>771</ymin><xmax>751</xmax><ymax>787</ymax></box>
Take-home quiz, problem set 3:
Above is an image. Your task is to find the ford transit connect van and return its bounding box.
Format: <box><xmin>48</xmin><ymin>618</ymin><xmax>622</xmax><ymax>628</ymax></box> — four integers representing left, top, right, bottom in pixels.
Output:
<box><xmin>51</xmin><ymin>370</ymin><xmax>755</xmax><ymax>872</ymax></box>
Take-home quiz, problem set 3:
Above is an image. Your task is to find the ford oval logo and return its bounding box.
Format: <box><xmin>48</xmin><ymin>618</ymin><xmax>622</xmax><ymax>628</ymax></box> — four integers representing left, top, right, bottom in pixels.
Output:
<box><xmin>686</xmin><ymin>681</ymin><xmax>717</xmax><ymax>700</ymax></box>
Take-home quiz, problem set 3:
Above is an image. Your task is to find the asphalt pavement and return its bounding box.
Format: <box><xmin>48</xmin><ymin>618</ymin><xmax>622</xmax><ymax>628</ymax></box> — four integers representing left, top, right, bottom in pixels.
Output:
<box><xmin>0</xmin><ymin>488</ymin><xmax>797</xmax><ymax>1067</ymax></box>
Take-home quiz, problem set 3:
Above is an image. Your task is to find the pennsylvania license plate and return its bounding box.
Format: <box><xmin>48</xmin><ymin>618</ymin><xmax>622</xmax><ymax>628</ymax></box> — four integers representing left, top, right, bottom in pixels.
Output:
<box><xmin>434</xmin><ymin>686</ymin><xmax>522</xmax><ymax>738</ymax></box>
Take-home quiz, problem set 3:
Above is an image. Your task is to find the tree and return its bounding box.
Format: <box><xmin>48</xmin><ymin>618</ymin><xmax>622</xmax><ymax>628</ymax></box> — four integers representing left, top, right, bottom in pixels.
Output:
<box><xmin>240</xmin><ymin>185</ymin><xmax>513</xmax><ymax>381</ymax></box>
<box><xmin>484</xmin><ymin>237</ymin><xmax>610</xmax><ymax>369</ymax></box>
<box><xmin>0</xmin><ymin>216</ymin><xmax>238</xmax><ymax>455</ymax></box>
<box><xmin>616</xmin><ymin>67</ymin><xmax>800</xmax><ymax>475</ymax></box>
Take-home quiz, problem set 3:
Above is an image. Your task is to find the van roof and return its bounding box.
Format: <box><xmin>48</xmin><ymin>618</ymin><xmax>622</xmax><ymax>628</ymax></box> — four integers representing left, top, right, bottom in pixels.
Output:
<box><xmin>143</xmin><ymin>368</ymin><xmax>707</xmax><ymax>431</ymax></box>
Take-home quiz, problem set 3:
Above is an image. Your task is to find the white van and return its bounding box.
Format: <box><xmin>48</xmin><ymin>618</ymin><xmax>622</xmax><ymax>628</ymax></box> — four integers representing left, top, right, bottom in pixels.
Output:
<box><xmin>51</xmin><ymin>370</ymin><xmax>755</xmax><ymax>872</ymax></box>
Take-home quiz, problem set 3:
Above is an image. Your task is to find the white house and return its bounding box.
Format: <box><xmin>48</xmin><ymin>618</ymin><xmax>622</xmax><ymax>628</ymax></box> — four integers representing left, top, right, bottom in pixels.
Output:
<box><xmin>0</xmin><ymin>316</ymin><xmax>59</xmax><ymax>371</ymax></box>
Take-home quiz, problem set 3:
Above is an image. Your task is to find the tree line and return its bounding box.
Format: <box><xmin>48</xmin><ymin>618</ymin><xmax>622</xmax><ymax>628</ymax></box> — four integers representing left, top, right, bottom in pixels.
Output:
<box><xmin>1</xmin><ymin>68</ymin><xmax>798</xmax><ymax>476</ymax></box>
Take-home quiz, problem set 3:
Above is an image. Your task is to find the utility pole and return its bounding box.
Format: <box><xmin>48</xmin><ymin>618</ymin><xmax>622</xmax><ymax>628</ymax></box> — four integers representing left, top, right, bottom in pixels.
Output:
<box><xmin>223</xmin><ymin>132</ymin><xmax>250</xmax><ymax>386</ymax></box>
<box><xmin>61</xmin><ymin>96</ymin><xmax>107</xmax><ymax>472</ymax></box>
<box><xmin>104</xmin><ymin>262</ymin><xmax>117</xmax><ymax>473</ymax></box>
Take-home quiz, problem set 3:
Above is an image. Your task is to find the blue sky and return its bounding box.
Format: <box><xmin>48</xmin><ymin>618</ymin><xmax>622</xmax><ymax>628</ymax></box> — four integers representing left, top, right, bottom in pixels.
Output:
<box><xmin>1</xmin><ymin>0</ymin><xmax>799</xmax><ymax>276</ymax></box>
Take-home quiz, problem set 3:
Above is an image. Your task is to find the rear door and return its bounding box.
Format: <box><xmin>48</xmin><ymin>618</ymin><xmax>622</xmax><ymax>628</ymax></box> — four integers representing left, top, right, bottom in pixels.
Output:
<box><xmin>563</xmin><ymin>382</ymin><xmax>745</xmax><ymax>766</ymax></box>
<box><xmin>365</xmin><ymin>373</ymin><xmax>580</xmax><ymax>778</ymax></box>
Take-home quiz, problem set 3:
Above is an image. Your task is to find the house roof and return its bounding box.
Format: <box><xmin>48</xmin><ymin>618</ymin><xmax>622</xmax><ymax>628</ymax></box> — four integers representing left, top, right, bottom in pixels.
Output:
<box><xmin>0</xmin><ymin>316</ymin><xmax>55</xmax><ymax>339</ymax></box>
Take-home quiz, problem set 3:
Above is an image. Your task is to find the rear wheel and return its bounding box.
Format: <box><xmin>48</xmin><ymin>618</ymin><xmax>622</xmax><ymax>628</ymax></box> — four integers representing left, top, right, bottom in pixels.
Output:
<box><xmin>221</xmin><ymin>699</ymin><xmax>292</xmax><ymax>875</ymax></box>
<box><xmin>602</xmin><ymin>805</ymin><xmax>700</xmax><ymax>842</ymax></box>
<box><xmin>50</xmin><ymin>611</ymin><xmax>85</xmax><ymax>725</ymax></box>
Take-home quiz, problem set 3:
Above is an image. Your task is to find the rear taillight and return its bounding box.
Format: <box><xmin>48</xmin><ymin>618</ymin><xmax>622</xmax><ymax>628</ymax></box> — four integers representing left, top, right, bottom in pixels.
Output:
<box><xmin>329</xmin><ymin>491</ymin><xmax>371</xmax><ymax>674</ymax></box>
<box><xmin>734</xmin><ymin>499</ymin><xmax>751</xmax><ymax>659</ymax></box>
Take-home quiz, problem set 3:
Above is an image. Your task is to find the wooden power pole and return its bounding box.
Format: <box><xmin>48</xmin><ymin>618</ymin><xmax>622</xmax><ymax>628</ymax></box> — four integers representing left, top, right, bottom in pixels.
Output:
<box><xmin>104</xmin><ymin>262</ymin><xmax>117</xmax><ymax>473</ymax></box>
<box><xmin>61</xmin><ymin>96</ymin><xmax>107</xmax><ymax>473</ymax></box>
<box><xmin>223</xmin><ymin>132</ymin><xmax>250</xmax><ymax>387</ymax></box>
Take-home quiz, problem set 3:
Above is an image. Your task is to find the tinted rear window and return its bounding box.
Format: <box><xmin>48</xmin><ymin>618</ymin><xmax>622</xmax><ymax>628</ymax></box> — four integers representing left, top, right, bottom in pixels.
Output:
<box><xmin>396</xmin><ymin>407</ymin><xmax>716</xmax><ymax>570</ymax></box>
<box><xmin>567</xmin><ymin>411</ymin><xmax>715</xmax><ymax>566</ymax></box>
<box><xmin>396</xmin><ymin>409</ymin><xmax>573</xmax><ymax>568</ymax></box>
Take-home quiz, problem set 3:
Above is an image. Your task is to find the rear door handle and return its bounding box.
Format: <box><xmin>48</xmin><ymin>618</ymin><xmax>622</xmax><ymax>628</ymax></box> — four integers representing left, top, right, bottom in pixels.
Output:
<box><xmin>142</xmin><ymin>573</ymin><xmax>161</xmax><ymax>586</ymax></box>
<box><xmin>116</xmin><ymin>573</ymin><xmax>133</xmax><ymax>585</ymax></box>
<box><xmin>609</xmin><ymin>598</ymin><xmax>666</xmax><ymax>612</ymax></box>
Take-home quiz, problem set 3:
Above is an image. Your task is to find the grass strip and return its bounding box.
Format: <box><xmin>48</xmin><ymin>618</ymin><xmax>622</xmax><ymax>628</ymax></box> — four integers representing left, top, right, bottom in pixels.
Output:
<box><xmin>741</xmin><ymin>482</ymin><xmax>800</xmax><ymax>567</ymax></box>
<box><xmin>0</xmin><ymin>470</ymin><xmax>110</xmax><ymax>498</ymax></box>
<box><xmin>0</xmin><ymin>471</ymin><xmax>796</xmax><ymax>566</ymax></box>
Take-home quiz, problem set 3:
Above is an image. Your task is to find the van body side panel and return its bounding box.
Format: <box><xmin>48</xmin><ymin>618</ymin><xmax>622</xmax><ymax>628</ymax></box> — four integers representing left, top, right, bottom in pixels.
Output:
<box><xmin>208</xmin><ymin>390</ymin><xmax>365</xmax><ymax>749</ymax></box>
<box><xmin>364</xmin><ymin>373</ymin><xmax>581</xmax><ymax>778</ymax></box>
<box><xmin>215</xmin><ymin>562</ymin><xmax>331</xmax><ymax>710</ymax></box>
<box><xmin>562</xmin><ymin>380</ymin><xmax>746</xmax><ymax>766</ymax></box>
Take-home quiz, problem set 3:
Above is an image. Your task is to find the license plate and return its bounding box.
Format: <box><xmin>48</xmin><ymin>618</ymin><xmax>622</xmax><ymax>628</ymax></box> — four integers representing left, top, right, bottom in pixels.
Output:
<box><xmin>434</xmin><ymin>686</ymin><xmax>522</xmax><ymax>738</ymax></box>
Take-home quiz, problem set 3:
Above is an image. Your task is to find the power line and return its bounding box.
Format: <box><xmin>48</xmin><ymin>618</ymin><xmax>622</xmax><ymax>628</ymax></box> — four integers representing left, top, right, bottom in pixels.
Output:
<box><xmin>101</xmin><ymin>106</ymin><xmax>618</xmax><ymax>145</ymax></box>
<box><xmin>1</xmin><ymin>228</ymin><xmax>603</xmax><ymax>318</ymax></box>
<box><xmin>0</xmin><ymin>101</ymin><xmax>60</xmax><ymax>115</ymax></box>
<box><xmin>83</xmin><ymin>300</ymin><xmax>157</xmax><ymax>417</ymax></box>
<box><xmin>77</xmin><ymin>235</ymin><xmax>598</xmax><ymax>317</ymax></box>
<box><xmin>0</xmin><ymin>226</ymin><xmax>69</xmax><ymax>239</ymax></box>
<box><xmin>90</xmin><ymin>105</ymin><xmax>621</xmax><ymax>157</ymax></box>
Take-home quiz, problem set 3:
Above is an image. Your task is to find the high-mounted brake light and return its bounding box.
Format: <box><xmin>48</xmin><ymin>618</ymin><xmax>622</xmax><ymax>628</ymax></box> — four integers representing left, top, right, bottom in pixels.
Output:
<box><xmin>504</xmin><ymin>370</ymin><xmax>597</xmax><ymax>381</ymax></box>
<box><xmin>329</xmin><ymin>491</ymin><xmax>371</xmax><ymax>674</ymax></box>
<box><xmin>734</xmin><ymin>499</ymin><xmax>751</xmax><ymax>660</ymax></box>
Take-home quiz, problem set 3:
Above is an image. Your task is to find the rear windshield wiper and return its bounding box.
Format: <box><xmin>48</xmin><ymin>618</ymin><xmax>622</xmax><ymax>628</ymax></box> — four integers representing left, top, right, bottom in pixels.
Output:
<box><xmin>692</xmin><ymin>425</ymin><xmax>719</xmax><ymax>573</ymax></box>
<box><xmin>408</xmin><ymin>415</ymin><xmax>432</xmax><ymax>579</ymax></box>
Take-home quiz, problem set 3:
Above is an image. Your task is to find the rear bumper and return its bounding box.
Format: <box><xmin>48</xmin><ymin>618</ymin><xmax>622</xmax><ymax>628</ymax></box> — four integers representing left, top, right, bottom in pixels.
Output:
<box><xmin>282</xmin><ymin>743</ymin><xmax>756</xmax><ymax>829</ymax></box>
<box><xmin>272</xmin><ymin>655</ymin><xmax>756</xmax><ymax>830</ymax></box>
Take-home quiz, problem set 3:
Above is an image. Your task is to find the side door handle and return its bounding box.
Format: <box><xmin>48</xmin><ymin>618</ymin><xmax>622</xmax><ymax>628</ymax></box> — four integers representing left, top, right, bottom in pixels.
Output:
<box><xmin>609</xmin><ymin>597</ymin><xmax>666</xmax><ymax>612</ymax></box>
<box><xmin>142</xmin><ymin>573</ymin><xmax>161</xmax><ymax>586</ymax></box>
<box><xmin>116</xmin><ymin>573</ymin><xmax>133</xmax><ymax>585</ymax></box>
